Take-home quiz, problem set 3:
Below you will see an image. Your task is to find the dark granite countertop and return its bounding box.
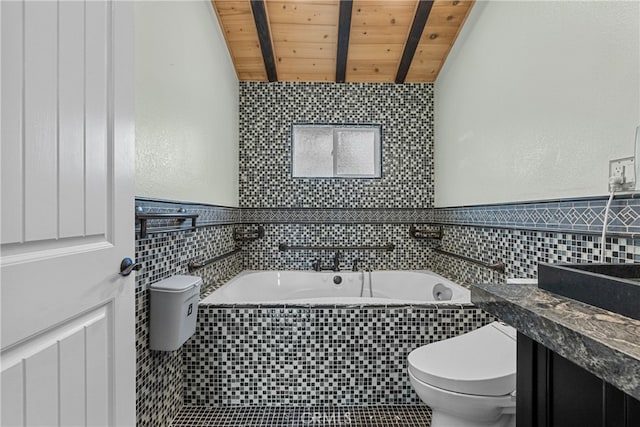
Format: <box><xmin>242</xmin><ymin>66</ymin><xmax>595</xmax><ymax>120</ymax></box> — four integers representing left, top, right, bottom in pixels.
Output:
<box><xmin>471</xmin><ymin>284</ymin><xmax>640</xmax><ymax>401</ymax></box>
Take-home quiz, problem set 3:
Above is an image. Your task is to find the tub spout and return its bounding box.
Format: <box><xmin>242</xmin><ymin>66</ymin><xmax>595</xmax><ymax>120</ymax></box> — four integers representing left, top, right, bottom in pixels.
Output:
<box><xmin>311</xmin><ymin>259</ymin><xmax>321</xmax><ymax>272</ymax></box>
<box><xmin>333</xmin><ymin>252</ymin><xmax>341</xmax><ymax>272</ymax></box>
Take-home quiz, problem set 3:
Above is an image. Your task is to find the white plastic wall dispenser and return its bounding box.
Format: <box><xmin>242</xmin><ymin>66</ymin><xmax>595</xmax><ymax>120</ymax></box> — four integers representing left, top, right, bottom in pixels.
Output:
<box><xmin>149</xmin><ymin>275</ymin><xmax>202</xmax><ymax>351</ymax></box>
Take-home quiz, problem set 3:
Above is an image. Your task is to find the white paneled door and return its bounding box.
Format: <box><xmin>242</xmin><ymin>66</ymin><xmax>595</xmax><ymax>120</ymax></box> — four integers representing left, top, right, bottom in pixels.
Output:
<box><xmin>1</xmin><ymin>1</ymin><xmax>135</xmax><ymax>426</ymax></box>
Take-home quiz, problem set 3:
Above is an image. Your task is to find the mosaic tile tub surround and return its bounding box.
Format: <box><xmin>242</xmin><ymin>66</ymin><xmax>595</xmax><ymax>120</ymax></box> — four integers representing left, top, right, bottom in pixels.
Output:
<box><xmin>236</xmin><ymin>195</ymin><xmax>640</xmax><ymax>280</ymax></box>
<box><xmin>239</xmin><ymin>82</ymin><xmax>435</xmax><ymax>209</ymax></box>
<box><xmin>183</xmin><ymin>305</ymin><xmax>494</xmax><ymax>407</ymax></box>
<box><xmin>238</xmin><ymin>222</ymin><xmax>440</xmax><ymax>271</ymax></box>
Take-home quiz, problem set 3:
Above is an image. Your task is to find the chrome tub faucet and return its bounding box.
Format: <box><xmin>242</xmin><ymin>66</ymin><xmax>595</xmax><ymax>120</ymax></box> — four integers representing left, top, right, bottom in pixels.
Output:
<box><xmin>332</xmin><ymin>251</ymin><xmax>341</xmax><ymax>272</ymax></box>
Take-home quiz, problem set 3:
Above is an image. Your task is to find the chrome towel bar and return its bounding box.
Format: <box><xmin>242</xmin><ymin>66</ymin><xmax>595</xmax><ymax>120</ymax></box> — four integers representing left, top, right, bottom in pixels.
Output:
<box><xmin>136</xmin><ymin>211</ymin><xmax>199</xmax><ymax>238</ymax></box>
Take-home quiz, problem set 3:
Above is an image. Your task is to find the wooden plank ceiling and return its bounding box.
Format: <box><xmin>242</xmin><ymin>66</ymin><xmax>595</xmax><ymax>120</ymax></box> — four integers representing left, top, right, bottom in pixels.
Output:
<box><xmin>212</xmin><ymin>0</ymin><xmax>474</xmax><ymax>83</ymax></box>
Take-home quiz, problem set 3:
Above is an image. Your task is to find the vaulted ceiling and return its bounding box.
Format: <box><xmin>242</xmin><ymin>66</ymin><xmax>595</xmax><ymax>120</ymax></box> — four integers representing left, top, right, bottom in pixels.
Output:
<box><xmin>212</xmin><ymin>0</ymin><xmax>475</xmax><ymax>83</ymax></box>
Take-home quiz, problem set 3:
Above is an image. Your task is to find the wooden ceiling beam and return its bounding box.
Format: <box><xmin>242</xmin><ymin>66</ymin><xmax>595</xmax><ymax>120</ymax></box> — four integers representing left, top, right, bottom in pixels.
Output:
<box><xmin>250</xmin><ymin>0</ymin><xmax>278</xmax><ymax>82</ymax></box>
<box><xmin>336</xmin><ymin>0</ymin><xmax>353</xmax><ymax>83</ymax></box>
<box><xmin>214</xmin><ymin>0</ymin><xmax>473</xmax><ymax>84</ymax></box>
<box><xmin>394</xmin><ymin>0</ymin><xmax>434</xmax><ymax>84</ymax></box>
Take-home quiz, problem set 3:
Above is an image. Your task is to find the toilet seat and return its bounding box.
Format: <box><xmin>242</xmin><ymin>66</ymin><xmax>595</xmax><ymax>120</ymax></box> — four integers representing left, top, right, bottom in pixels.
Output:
<box><xmin>407</xmin><ymin>322</ymin><xmax>517</xmax><ymax>397</ymax></box>
<box><xmin>408</xmin><ymin>368</ymin><xmax>516</xmax><ymax>412</ymax></box>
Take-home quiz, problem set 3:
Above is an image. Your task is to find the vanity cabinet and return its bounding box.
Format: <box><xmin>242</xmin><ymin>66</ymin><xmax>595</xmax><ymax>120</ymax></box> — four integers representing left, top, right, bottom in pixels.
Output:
<box><xmin>517</xmin><ymin>333</ymin><xmax>640</xmax><ymax>427</ymax></box>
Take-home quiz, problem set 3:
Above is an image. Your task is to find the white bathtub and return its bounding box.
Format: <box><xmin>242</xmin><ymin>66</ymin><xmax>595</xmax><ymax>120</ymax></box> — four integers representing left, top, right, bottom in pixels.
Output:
<box><xmin>201</xmin><ymin>270</ymin><xmax>470</xmax><ymax>305</ymax></box>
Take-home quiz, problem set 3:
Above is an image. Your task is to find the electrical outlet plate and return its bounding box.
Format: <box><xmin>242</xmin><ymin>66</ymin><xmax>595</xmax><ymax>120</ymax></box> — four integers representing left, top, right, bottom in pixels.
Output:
<box><xmin>609</xmin><ymin>156</ymin><xmax>635</xmax><ymax>191</ymax></box>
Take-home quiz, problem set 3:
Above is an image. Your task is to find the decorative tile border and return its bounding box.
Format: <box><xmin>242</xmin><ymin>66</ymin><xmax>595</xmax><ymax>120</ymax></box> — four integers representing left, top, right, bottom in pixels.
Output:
<box><xmin>241</xmin><ymin>208</ymin><xmax>433</xmax><ymax>224</ymax></box>
<box><xmin>183</xmin><ymin>306</ymin><xmax>494</xmax><ymax>407</ymax></box>
<box><xmin>135</xmin><ymin>195</ymin><xmax>640</xmax><ymax>237</ymax></box>
<box><xmin>135</xmin><ymin>198</ymin><xmax>241</xmax><ymax>236</ymax></box>
<box><xmin>433</xmin><ymin>195</ymin><xmax>640</xmax><ymax>236</ymax></box>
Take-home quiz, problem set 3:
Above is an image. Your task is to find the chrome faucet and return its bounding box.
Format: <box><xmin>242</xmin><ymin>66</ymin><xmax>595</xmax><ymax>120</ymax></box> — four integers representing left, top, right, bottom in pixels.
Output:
<box><xmin>311</xmin><ymin>258</ymin><xmax>321</xmax><ymax>272</ymax></box>
<box><xmin>332</xmin><ymin>252</ymin><xmax>341</xmax><ymax>272</ymax></box>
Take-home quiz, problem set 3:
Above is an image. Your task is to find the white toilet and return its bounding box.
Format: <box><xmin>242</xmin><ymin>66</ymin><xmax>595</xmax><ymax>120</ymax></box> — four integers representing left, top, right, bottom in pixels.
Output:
<box><xmin>407</xmin><ymin>322</ymin><xmax>517</xmax><ymax>427</ymax></box>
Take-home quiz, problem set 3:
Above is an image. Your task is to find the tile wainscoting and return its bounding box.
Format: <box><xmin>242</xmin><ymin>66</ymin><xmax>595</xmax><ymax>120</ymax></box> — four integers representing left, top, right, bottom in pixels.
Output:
<box><xmin>135</xmin><ymin>200</ymin><xmax>242</xmax><ymax>427</ymax></box>
<box><xmin>431</xmin><ymin>195</ymin><xmax>640</xmax><ymax>286</ymax></box>
<box><xmin>432</xmin><ymin>226</ymin><xmax>639</xmax><ymax>286</ymax></box>
<box><xmin>135</xmin><ymin>194</ymin><xmax>640</xmax><ymax>425</ymax></box>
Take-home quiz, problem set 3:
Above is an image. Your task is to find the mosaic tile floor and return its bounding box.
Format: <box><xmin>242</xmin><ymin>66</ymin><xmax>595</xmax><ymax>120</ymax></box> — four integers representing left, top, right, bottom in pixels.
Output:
<box><xmin>170</xmin><ymin>406</ymin><xmax>432</xmax><ymax>427</ymax></box>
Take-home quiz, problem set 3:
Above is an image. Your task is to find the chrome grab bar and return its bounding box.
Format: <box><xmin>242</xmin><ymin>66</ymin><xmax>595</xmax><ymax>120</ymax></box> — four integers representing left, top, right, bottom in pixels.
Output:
<box><xmin>188</xmin><ymin>248</ymin><xmax>241</xmax><ymax>272</ymax></box>
<box><xmin>279</xmin><ymin>243</ymin><xmax>395</xmax><ymax>252</ymax></box>
<box><xmin>434</xmin><ymin>247</ymin><xmax>505</xmax><ymax>273</ymax></box>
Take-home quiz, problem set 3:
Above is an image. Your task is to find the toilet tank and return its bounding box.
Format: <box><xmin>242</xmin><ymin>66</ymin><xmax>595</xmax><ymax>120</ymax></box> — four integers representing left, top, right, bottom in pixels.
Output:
<box><xmin>149</xmin><ymin>275</ymin><xmax>202</xmax><ymax>351</ymax></box>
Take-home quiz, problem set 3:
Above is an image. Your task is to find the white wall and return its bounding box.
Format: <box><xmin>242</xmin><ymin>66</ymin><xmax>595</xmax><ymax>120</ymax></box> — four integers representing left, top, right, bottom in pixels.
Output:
<box><xmin>435</xmin><ymin>1</ymin><xmax>640</xmax><ymax>207</ymax></box>
<box><xmin>135</xmin><ymin>1</ymin><xmax>239</xmax><ymax>207</ymax></box>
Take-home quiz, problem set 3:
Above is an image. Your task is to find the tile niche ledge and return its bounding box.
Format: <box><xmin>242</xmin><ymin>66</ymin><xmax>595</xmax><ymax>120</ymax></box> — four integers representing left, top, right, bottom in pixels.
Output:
<box><xmin>471</xmin><ymin>283</ymin><xmax>640</xmax><ymax>401</ymax></box>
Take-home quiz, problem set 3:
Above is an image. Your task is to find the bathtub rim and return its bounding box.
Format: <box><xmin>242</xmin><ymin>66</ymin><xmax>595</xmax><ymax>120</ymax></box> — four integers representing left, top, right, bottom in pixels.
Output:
<box><xmin>199</xmin><ymin>269</ymin><xmax>474</xmax><ymax>308</ymax></box>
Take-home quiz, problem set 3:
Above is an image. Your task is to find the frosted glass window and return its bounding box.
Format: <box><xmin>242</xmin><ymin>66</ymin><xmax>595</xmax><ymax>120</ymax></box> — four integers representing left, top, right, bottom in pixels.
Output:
<box><xmin>292</xmin><ymin>126</ymin><xmax>334</xmax><ymax>177</ymax></box>
<box><xmin>292</xmin><ymin>124</ymin><xmax>381</xmax><ymax>178</ymax></box>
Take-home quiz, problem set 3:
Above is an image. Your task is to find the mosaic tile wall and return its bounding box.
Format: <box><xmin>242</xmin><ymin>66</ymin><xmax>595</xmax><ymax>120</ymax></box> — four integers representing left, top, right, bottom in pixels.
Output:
<box><xmin>241</xmin><ymin>208</ymin><xmax>432</xmax><ymax>224</ymax></box>
<box><xmin>238</xmin><ymin>222</ymin><xmax>440</xmax><ymax>271</ymax></box>
<box><xmin>183</xmin><ymin>305</ymin><xmax>494</xmax><ymax>407</ymax></box>
<box><xmin>239</xmin><ymin>82</ymin><xmax>434</xmax><ymax>209</ymax></box>
<box><xmin>430</xmin><ymin>224</ymin><xmax>640</xmax><ymax>287</ymax></box>
<box><xmin>135</xmin><ymin>199</ymin><xmax>242</xmax><ymax>427</ymax></box>
<box><xmin>415</xmin><ymin>195</ymin><xmax>640</xmax><ymax>286</ymax></box>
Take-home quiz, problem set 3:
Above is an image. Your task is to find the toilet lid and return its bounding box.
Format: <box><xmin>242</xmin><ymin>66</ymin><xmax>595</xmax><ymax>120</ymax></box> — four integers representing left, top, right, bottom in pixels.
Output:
<box><xmin>408</xmin><ymin>322</ymin><xmax>517</xmax><ymax>396</ymax></box>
